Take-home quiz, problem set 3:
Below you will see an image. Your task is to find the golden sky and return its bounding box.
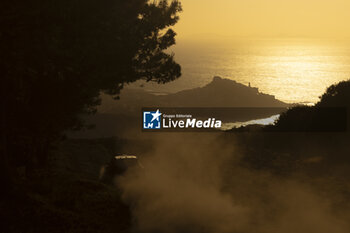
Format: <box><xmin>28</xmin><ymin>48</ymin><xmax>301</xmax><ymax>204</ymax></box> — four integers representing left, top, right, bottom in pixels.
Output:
<box><xmin>174</xmin><ymin>0</ymin><xmax>350</xmax><ymax>39</ymax></box>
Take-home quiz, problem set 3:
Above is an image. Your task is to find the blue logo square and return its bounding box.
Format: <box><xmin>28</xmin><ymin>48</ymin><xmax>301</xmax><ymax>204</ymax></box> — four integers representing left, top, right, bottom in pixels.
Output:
<box><xmin>143</xmin><ymin>110</ymin><xmax>162</xmax><ymax>129</ymax></box>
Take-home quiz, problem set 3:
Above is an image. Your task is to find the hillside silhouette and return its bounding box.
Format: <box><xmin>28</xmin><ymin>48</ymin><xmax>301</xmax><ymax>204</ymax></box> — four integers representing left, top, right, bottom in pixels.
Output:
<box><xmin>99</xmin><ymin>76</ymin><xmax>288</xmax><ymax>113</ymax></box>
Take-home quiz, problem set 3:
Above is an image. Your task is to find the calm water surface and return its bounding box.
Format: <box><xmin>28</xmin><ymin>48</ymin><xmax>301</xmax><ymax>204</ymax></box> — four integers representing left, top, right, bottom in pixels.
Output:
<box><xmin>131</xmin><ymin>38</ymin><xmax>350</xmax><ymax>104</ymax></box>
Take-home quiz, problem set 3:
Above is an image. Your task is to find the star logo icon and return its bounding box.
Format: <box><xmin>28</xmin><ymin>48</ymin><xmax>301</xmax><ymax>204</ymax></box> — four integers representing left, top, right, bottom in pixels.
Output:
<box><xmin>143</xmin><ymin>109</ymin><xmax>162</xmax><ymax>129</ymax></box>
<box><xmin>151</xmin><ymin>109</ymin><xmax>162</xmax><ymax>122</ymax></box>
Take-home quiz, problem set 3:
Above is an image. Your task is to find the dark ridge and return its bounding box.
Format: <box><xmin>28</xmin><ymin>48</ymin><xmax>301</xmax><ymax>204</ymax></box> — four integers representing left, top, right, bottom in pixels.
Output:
<box><xmin>99</xmin><ymin>76</ymin><xmax>289</xmax><ymax>114</ymax></box>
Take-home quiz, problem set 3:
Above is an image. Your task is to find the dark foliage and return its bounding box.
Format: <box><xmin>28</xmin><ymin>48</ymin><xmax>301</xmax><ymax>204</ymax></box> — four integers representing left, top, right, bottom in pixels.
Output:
<box><xmin>231</xmin><ymin>81</ymin><xmax>350</xmax><ymax>174</ymax></box>
<box><xmin>0</xmin><ymin>0</ymin><xmax>182</xmax><ymax>185</ymax></box>
<box><xmin>266</xmin><ymin>80</ymin><xmax>350</xmax><ymax>132</ymax></box>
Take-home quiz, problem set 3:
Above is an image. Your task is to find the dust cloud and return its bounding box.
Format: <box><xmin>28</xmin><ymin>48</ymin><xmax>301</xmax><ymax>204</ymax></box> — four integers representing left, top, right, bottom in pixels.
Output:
<box><xmin>118</xmin><ymin>133</ymin><xmax>350</xmax><ymax>233</ymax></box>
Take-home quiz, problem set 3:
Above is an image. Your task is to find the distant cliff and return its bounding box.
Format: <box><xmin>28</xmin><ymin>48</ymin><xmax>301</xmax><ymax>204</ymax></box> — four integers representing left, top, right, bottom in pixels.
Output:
<box><xmin>99</xmin><ymin>76</ymin><xmax>288</xmax><ymax>114</ymax></box>
<box><xmin>164</xmin><ymin>76</ymin><xmax>287</xmax><ymax>107</ymax></box>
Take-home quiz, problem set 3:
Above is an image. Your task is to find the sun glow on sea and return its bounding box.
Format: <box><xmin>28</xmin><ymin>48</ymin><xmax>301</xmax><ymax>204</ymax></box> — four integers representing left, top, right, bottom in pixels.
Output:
<box><xmin>247</xmin><ymin>40</ymin><xmax>350</xmax><ymax>104</ymax></box>
<box><xmin>132</xmin><ymin>38</ymin><xmax>350</xmax><ymax>105</ymax></box>
<box><xmin>173</xmin><ymin>38</ymin><xmax>350</xmax><ymax>104</ymax></box>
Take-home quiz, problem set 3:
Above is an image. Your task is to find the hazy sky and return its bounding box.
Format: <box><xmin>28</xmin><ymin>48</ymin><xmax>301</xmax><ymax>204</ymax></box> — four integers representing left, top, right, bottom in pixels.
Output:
<box><xmin>174</xmin><ymin>0</ymin><xmax>350</xmax><ymax>39</ymax></box>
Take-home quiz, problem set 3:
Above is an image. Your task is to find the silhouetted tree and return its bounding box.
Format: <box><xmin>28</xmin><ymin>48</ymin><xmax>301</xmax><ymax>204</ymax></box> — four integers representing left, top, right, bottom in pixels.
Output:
<box><xmin>269</xmin><ymin>80</ymin><xmax>350</xmax><ymax>132</ymax></box>
<box><xmin>0</xmin><ymin>0</ymin><xmax>182</xmax><ymax>191</ymax></box>
<box><xmin>317</xmin><ymin>80</ymin><xmax>350</xmax><ymax>108</ymax></box>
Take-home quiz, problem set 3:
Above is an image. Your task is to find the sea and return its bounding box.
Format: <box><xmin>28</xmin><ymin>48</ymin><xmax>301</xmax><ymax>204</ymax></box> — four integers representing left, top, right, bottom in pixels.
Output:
<box><xmin>130</xmin><ymin>38</ymin><xmax>350</xmax><ymax>105</ymax></box>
